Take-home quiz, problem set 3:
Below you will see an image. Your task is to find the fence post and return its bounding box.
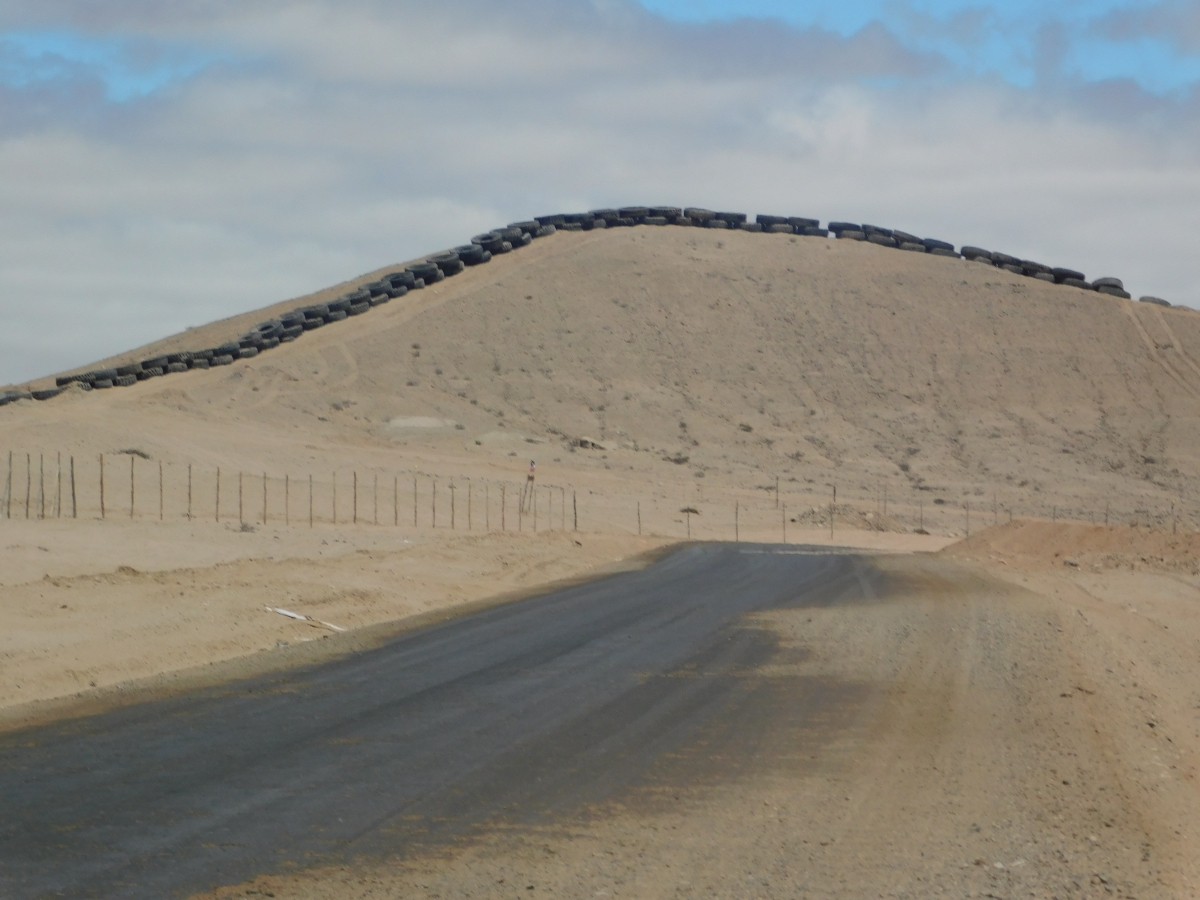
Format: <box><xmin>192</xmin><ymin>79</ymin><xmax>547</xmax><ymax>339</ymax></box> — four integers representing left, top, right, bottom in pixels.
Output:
<box><xmin>99</xmin><ymin>454</ymin><xmax>105</xmax><ymax>520</ymax></box>
<box><xmin>70</xmin><ymin>456</ymin><xmax>76</xmax><ymax>519</ymax></box>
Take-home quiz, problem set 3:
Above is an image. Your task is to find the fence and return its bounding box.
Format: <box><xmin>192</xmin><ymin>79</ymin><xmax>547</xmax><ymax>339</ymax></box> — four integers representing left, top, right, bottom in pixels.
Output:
<box><xmin>3</xmin><ymin>449</ymin><xmax>1195</xmax><ymax>540</ymax></box>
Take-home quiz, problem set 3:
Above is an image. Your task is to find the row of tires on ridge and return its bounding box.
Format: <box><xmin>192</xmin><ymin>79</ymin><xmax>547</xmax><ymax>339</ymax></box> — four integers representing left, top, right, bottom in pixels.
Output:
<box><xmin>2</xmin><ymin>205</ymin><xmax>1169</xmax><ymax>407</ymax></box>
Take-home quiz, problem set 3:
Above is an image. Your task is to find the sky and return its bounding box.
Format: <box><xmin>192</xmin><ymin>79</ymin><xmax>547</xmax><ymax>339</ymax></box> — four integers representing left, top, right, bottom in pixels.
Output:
<box><xmin>1</xmin><ymin>0</ymin><xmax>1198</xmax><ymax>385</ymax></box>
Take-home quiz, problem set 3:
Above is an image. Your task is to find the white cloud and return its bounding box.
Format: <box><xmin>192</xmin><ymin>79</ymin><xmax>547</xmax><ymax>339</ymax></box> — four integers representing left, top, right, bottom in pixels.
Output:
<box><xmin>1</xmin><ymin>0</ymin><xmax>1198</xmax><ymax>384</ymax></box>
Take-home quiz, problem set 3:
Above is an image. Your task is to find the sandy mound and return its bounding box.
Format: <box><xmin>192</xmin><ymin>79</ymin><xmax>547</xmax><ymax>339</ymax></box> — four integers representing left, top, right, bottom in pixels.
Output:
<box><xmin>945</xmin><ymin>518</ymin><xmax>1200</xmax><ymax>574</ymax></box>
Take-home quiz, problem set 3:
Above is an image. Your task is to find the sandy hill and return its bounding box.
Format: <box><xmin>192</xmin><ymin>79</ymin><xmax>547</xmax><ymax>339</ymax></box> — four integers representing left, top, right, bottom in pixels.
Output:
<box><xmin>4</xmin><ymin>224</ymin><xmax>1200</xmax><ymax>532</ymax></box>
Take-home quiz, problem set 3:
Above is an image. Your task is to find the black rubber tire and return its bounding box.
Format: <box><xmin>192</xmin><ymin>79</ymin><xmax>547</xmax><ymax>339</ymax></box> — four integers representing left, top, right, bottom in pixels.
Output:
<box><xmin>757</xmin><ymin>215</ymin><xmax>788</xmax><ymax>227</ymax></box>
<box><xmin>114</xmin><ymin>375</ymin><xmax>137</xmax><ymax>387</ymax></box>
<box><xmin>1140</xmin><ymin>296</ymin><xmax>1170</xmax><ymax>307</ymax></box>
<box><xmin>437</xmin><ymin>259</ymin><xmax>465</xmax><ymax>276</ymax></box>
<box><xmin>282</xmin><ymin>324</ymin><xmax>304</xmax><ymax>338</ymax></box>
<box><xmin>260</xmin><ymin>337</ymin><xmax>280</xmax><ymax>350</ymax></box>
<box><xmin>412</xmin><ymin>278</ymin><xmax>426</xmax><ymax>289</ymax></box>
<box><xmin>923</xmin><ymin>238</ymin><xmax>955</xmax><ymax>252</ymax></box>
<box><xmin>827</xmin><ymin>221</ymin><xmax>860</xmax><ymax>234</ymax></box>
<box><xmin>93</xmin><ymin>379</ymin><xmax>114</xmax><ymax>389</ymax></box>
<box><xmin>1021</xmin><ymin>261</ymin><xmax>1051</xmax><ymax>275</ymax></box>
<box><xmin>454</xmin><ymin>244</ymin><xmax>485</xmax><ymax>264</ymax></box>
<box><xmin>1093</xmin><ymin>277</ymin><xmax>1124</xmax><ymax>290</ymax></box>
<box><xmin>672</xmin><ymin>217</ymin><xmax>693</xmax><ymax>227</ymax></box>
<box><xmin>589</xmin><ymin>209</ymin><xmax>619</xmax><ymax>222</ymax></box>
<box><xmin>684</xmin><ymin>208</ymin><xmax>715</xmax><ymax>223</ymax></box>
<box><xmin>618</xmin><ymin>207</ymin><xmax>649</xmax><ymax>220</ymax></box>
<box><xmin>535</xmin><ymin>215</ymin><xmax>566</xmax><ymax>227</ymax></box>
<box><xmin>299</xmin><ymin>304</ymin><xmax>329</xmax><ymax>319</ymax></box>
<box><xmin>1052</xmin><ymin>267</ymin><xmax>1085</xmax><ymax>283</ymax></box>
<box><xmin>992</xmin><ymin>252</ymin><xmax>1021</xmax><ymax>267</ymax></box>
<box><xmin>971</xmin><ymin>256</ymin><xmax>996</xmax><ymax>266</ymax></box>
<box><xmin>387</xmin><ymin>271</ymin><xmax>417</xmax><ymax>289</ymax></box>
<box><xmin>900</xmin><ymin>242</ymin><xmax>927</xmax><ymax>252</ymax></box>
<box><xmin>280</xmin><ymin>311</ymin><xmax>306</xmax><ymax>327</ymax></box>
<box><xmin>369</xmin><ymin>295</ymin><xmax>389</xmax><ymax>307</ymax></box>
<box><xmin>137</xmin><ymin>367</ymin><xmax>163</xmax><ymax>380</ymax></box>
<box><xmin>508</xmin><ymin>220</ymin><xmax>540</xmax><ymax>235</ymax></box>
<box><xmin>167</xmin><ymin>362</ymin><xmax>188</xmax><ymax>373</ymax></box>
<box><xmin>1097</xmin><ymin>285</ymin><xmax>1131</xmax><ymax>298</ymax></box>
<box><xmin>167</xmin><ymin>352</ymin><xmax>192</xmax><ymax>365</ymax></box>
<box><xmin>838</xmin><ymin>230</ymin><xmax>866</xmax><ymax>241</ymax></box>
<box><xmin>862</xmin><ymin>225</ymin><xmax>892</xmax><ymax>238</ymax></box>
<box><xmin>650</xmin><ymin>207</ymin><xmax>682</xmax><ymax>218</ymax></box>
<box><xmin>788</xmin><ymin>217</ymin><xmax>820</xmax><ymax>229</ymax></box>
<box><xmin>1001</xmin><ymin>264</ymin><xmax>1024</xmax><ymax>274</ymax></box>
<box><xmin>189</xmin><ymin>358</ymin><xmax>211</xmax><ymax>369</ymax></box>
<box><xmin>561</xmin><ymin>213</ymin><xmax>591</xmax><ymax>224</ymax></box>
<box><xmin>715</xmin><ymin>212</ymin><xmax>747</xmax><ymax>225</ymax></box>
<box><xmin>387</xmin><ymin>285</ymin><xmax>408</xmax><ymax>298</ymax></box>
<box><xmin>705</xmin><ymin>219</ymin><xmax>728</xmax><ymax>229</ymax></box>
<box><xmin>560</xmin><ymin>222</ymin><xmax>583</xmax><ymax>231</ymax></box>
<box><xmin>1034</xmin><ymin>272</ymin><xmax>1055</xmax><ymax>282</ymax></box>
<box><xmin>642</xmin><ymin>217</ymin><xmax>667</xmax><ymax>226</ymax></box>
<box><xmin>116</xmin><ymin>364</ymin><xmax>143</xmax><ymax>378</ymax></box>
<box><xmin>211</xmin><ymin>355</ymin><xmax>234</xmax><ymax>366</ymax></box>
<box><xmin>801</xmin><ymin>227</ymin><xmax>829</xmax><ymax>237</ymax></box>
<box><xmin>930</xmin><ymin>248</ymin><xmax>961</xmax><ymax>258</ymax></box>
<box><xmin>767</xmin><ymin>224</ymin><xmax>794</xmax><ymax>234</ymax></box>
<box><xmin>1063</xmin><ymin>278</ymin><xmax>1091</xmax><ymax>289</ymax></box>
<box><xmin>533</xmin><ymin>224</ymin><xmax>556</xmax><ymax>237</ymax></box>
<box><xmin>302</xmin><ymin>317</ymin><xmax>325</xmax><ymax>330</ymax></box>
<box><xmin>255</xmin><ymin>320</ymin><xmax>284</xmax><ymax>338</ymax></box>
<box><xmin>32</xmin><ymin>387</ymin><xmax>63</xmax><ymax>401</ymax></box>
<box><xmin>892</xmin><ymin>230</ymin><xmax>921</xmax><ymax>245</ymax></box>
<box><xmin>739</xmin><ymin>222</ymin><xmax>763</xmax><ymax>232</ymax></box>
<box><xmin>238</xmin><ymin>346</ymin><xmax>261</xmax><ymax>359</ymax></box>
<box><xmin>960</xmin><ymin>246</ymin><xmax>991</xmax><ymax>260</ymax></box>
<box><xmin>407</xmin><ymin>262</ymin><xmax>440</xmax><ymax>283</ymax></box>
<box><xmin>349</xmin><ymin>301</ymin><xmax>370</xmax><ymax>316</ymax></box>
<box><xmin>141</xmin><ymin>356</ymin><xmax>169</xmax><ymax>370</ymax></box>
<box><xmin>326</xmin><ymin>310</ymin><xmax>348</xmax><ymax>322</ymax></box>
<box><xmin>868</xmin><ymin>234</ymin><xmax>898</xmax><ymax>247</ymax></box>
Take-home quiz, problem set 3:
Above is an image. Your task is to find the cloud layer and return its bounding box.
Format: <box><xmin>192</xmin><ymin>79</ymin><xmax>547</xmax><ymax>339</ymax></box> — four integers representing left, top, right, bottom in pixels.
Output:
<box><xmin>1</xmin><ymin>0</ymin><xmax>1198</xmax><ymax>384</ymax></box>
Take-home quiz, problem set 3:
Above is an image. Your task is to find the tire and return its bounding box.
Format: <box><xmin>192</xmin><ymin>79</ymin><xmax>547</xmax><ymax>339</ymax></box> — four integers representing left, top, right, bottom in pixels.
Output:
<box><xmin>1063</xmin><ymin>278</ymin><xmax>1091</xmax><ymax>289</ymax></box>
<box><xmin>167</xmin><ymin>352</ymin><xmax>193</xmax><ymax>365</ymax></box>
<box><xmin>300</xmin><ymin>304</ymin><xmax>329</xmax><ymax>319</ymax></box>
<box><xmin>868</xmin><ymin>234</ymin><xmax>898</xmax><ymax>247</ymax></box>
<box><xmin>801</xmin><ymin>227</ymin><xmax>829</xmax><ymax>237</ymax></box>
<box><xmin>189</xmin><ymin>358</ymin><xmax>211</xmax><ymax>369</ymax></box>
<box><xmin>93</xmin><ymin>379</ymin><xmax>114</xmax><ymax>389</ymax></box>
<box><xmin>167</xmin><ymin>362</ymin><xmax>188</xmax><ymax>373</ymax></box>
<box><xmin>116</xmin><ymin>363</ymin><xmax>143</xmax><ymax>378</ymax></box>
<box><xmin>827</xmin><ymin>221</ymin><xmax>860</xmax><ymax>234</ymax></box>
<box><xmin>435</xmin><ymin>258</ymin><xmax>465</xmax><ymax>276</ymax></box>
<box><xmin>138</xmin><ymin>367</ymin><xmax>164</xmax><ymax>379</ymax></box>
<box><xmin>650</xmin><ymin>207</ymin><xmax>682</xmax><ymax>218</ymax></box>
<box><xmin>788</xmin><ymin>217</ymin><xmax>819</xmax><ymax>229</ymax></box>
<box><xmin>369</xmin><ymin>294</ymin><xmax>389</xmax><ymax>307</ymax></box>
<box><xmin>893</xmin><ymin>230</ymin><xmax>921</xmax><ymax>245</ymax></box>
<box><xmin>971</xmin><ymin>255</ymin><xmax>995</xmax><ymax>266</ymax></box>
<box><xmin>282</xmin><ymin>324</ymin><xmax>304</xmax><ymax>338</ymax></box>
<box><xmin>684</xmin><ymin>208</ymin><xmax>715</xmax><ymax>224</ymax></box>
<box><xmin>480</xmin><ymin>252</ymin><xmax>492</xmax><ymax>262</ymax></box>
<box><xmin>412</xmin><ymin>278</ymin><xmax>426</xmax><ymax>289</ymax></box>
<box><xmin>387</xmin><ymin>271</ymin><xmax>417</xmax><ymax>289</ymax></box>
<box><xmin>618</xmin><ymin>207</ymin><xmax>649</xmax><ymax>220</ymax></box>
<box><xmin>455</xmin><ymin>244</ymin><xmax>485</xmax><ymax>264</ymax></box>
<box><xmin>560</xmin><ymin>222</ymin><xmax>583</xmax><ymax>231</ymax></box>
<box><xmin>255</xmin><ymin>320</ymin><xmax>284</xmax><ymax>339</ymax></box>
<box><xmin>141</xmin><ymin>356</ymin><xmax>169</xmax><ymax>370</ymax></box>
<box><xmin>767</xmin><ymin>224</ymin><xmax>794</xmax><ymax>234</ymax></box>
<box><xmin>281</xmin><ymin>311</ymin><xmax>306</xmax><ymax>327</ymax></box>
<box><xmin>536</xmin><ymin>215</ymin><xmax>566</xmax><ymax>227</ymax></box>
<box><xmin>562</xmin><ymin>213</ymin><xmax>591</xmax><ymax>224</ymax></box>
<box><xmin>1097</xmin><ymin>285</ymin><xmax>1131</xmax><ymax>298</ymax></box>
<box><xmin>715</xmin><ymin>212</ymin><xmax>746</xmax><ymax>224</ymax></box>
<box><xmin>930</xmin><ymin>248</ymin><xmax>961</xmax><ymax>258</ymax></box>
<box><xmin>739</xmin><ymin>222</ymin><xmax>763</xmax><ymax>232</ymax></box>
<box><xmin>114</xmin><ymin>375</ymin><xmax>137</xmax><ymax>387</ymax></box>
<box><xmin>260</xmin><ymin>337</ymin><xmax>280</xmax><ymax>350</ymax></box>
<box><xmin>960</xmin><ymin>246</ymin><xmax>991</xmax><ymax>260</ymax></box>
<box><xmin>838</xmin><ymin>230</ymin><xmax>866</xmax><ymax>240</ymax></box>
<box><xmin>1093</xmin><ymin>277</ymin><xmax>1124</xmax><ymax>290</ymax></box>
<box><xmin>1052</xmin><ymin>267</ymin><xmax>1085</xmax><ymax>283</ymax></box>
<box><xmin>212</xmin><ymin>354</ymin><xmax>234</xmax><ymax>366</ymax></box>
<box><xmin>757</xmin><ymin>215</ymin><xmax>788</xmax><ymax>227</ymax></box>
<box><xmin>900</xmin><ymin>242</ymin><xmax>927</xmax><ymax>252</ymax></box>
<box><xmin>583</xmin><ymin>220</ymin><xmax>605</xmax><ymax>231</ymax></box>
<box><xmin>1001</xmin><ymin>264</ymin><xmax>1024</xmax><ymax>274</ymax></box>
<box><xmin>508</xmin><ymin>220</ymin><xmax>540</xmax><ymax>234</ymax></box>
<box><xmin>326</xmin><ymin>310</ymin><xmax>348</xmax><ymax>322</ymax></box>
<box><xmin>348</xmin><ymin>301</ymin><xmax>370</xmax><ymax>315</ymax></box>
<box><xmin>407</xmin><ymin>262</ymin><xmax>440</xmax><ymax>283</ymax></box>
<box><xmin>302</xmin><ymin>317</ymin><xmax>324</xmax><ymax>330</ymax></box>
<box><xmin>992</xmin><ymin>252</ymin><xmax>1020</xmax><ymax>267</ymax></box>
<box><xmin>32</xmin><ymin>387</ymin><xmax>63</xmax><ymax>401</ymax></box>
<box><xmin>643</xmin><ymin>217</ymin><xmax>667</xmax><ymax>226</ymax></box>
<box><xmin>589</xmin><ymin>209</ymin><xmax>619</xmax><ymax>222</ymax></box>
<box><xmin>672</xmin><ymin>217</ymin><xmax>693</xmax><ymax>227</ymax></box>
<box><xmin>239</xmin><ymin>346</ymin><xmax>261</xmax><ymax>359</ymax></box>
<box><xmin>1140</xmin><ymin>296</ymin><xmax>1170</xmax><ymax>307</ymax></box>
<box><xmin>388</xmin><ymin>285</ymin><xmax>408</xmax><ymax>298</ymax></box>
<box><xmin>923</xmin><ymin>238</ymin><xmax>955</xmax><ymax>252</ymax></box>
<box><xmin>862</xmin><ymin>225</ymin><xmax>892</xmax><ymax>238</ymax></box>
<box><xmin>1034</xmin><ymin>272</ymin><xmax>1055</xmax><ymax>282</ymax></box>
<box><xmin>1021</xmin><ymin>261</ymin><xmax>1051</xmax><ymax>276</ymax></box>
<box><xmin>705</xmin><ymin>219</ymin><xmax>728</xmax><ymax>229</ymax></box>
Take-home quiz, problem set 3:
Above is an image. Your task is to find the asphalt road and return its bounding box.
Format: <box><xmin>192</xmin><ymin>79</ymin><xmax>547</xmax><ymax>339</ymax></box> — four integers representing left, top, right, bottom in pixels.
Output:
<box><xmin>0</xmin><ymin>543</ymin><xmax>884</xmax><ymax>900</ymax></box>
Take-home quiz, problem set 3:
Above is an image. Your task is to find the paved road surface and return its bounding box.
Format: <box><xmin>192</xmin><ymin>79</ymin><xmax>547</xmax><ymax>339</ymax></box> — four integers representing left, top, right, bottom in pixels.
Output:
<box><xmin>0</xmin><ymin>544</ymin><xmax>881</xmax><ymax>899</ymax></box>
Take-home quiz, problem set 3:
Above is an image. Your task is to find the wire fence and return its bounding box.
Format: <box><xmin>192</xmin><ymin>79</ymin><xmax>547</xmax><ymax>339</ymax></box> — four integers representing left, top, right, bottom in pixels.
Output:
<box><xmin>3</xmin><ymin>449</ymin><xmax>1197</xmax><ymax>540</ymax></box>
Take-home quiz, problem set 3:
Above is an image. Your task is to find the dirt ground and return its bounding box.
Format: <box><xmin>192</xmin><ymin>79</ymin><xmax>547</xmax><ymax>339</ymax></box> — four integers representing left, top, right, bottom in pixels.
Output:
<box><xmin>193</xmin><ymin>525</ymin><xmax>1200</xmax><ymax>899</ymax></box>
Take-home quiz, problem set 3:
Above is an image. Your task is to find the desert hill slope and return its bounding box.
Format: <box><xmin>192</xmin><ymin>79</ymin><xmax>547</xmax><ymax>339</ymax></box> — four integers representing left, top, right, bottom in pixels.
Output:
<box><xmin>4</xmin><ymin>225</ymin><xmax>1200</xmax><ymax>527</ymax></box>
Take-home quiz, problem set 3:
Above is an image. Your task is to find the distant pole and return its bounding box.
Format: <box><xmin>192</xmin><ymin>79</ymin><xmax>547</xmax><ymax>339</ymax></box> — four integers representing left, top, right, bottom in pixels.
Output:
<box><xmin>238</xmin><ymin>471</ymin><xmax>243</xmax><ymax>525</ymax></box>
<box><xmin>187</xmin><ymin>465</ymin><xmax>192</xmax><ymax>520</ymax></box>
<box><xmin>99</xmin><ymin>454</ymin><xmax>105</xmax><ymax>520</ymax></box>
<box><xmin>573</xmin><ymin>490</ymin><xmax>578</xmax><ymax>531</ymax></box>
<box><xmin>159</xmin><ymin>462</ymin><xmax>164</xmax><ymax>521</ymax></box>
<box><xmin>129</xmin><ymin>455</ymin><xmax>134</xmax><ymax>520</ymax></box>
<box><xmin>262</xmin><ymin>471</ymin><xmax>268</xmax><ymax>524</ymax></box>
<box><xmin>214</xmin><ymin>466</ymin><xmax>219</xmax><ymax>522</ymax></box>
<box><xmin>70</xmin><ymin>456</ymin><xmax>76</xmax><ymax>519</ymax></box>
